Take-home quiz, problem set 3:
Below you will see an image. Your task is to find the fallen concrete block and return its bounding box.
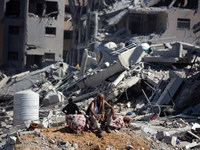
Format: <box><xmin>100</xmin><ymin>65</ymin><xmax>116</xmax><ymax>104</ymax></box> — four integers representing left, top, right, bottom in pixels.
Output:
<box><xmin>192</xmin><ymin>123</ymin><xmax>200</xmax><ymax>133</ymax></box>
<box><xmin>155</xmin><ymin>70</ymin><xmax>183</xmax><ymax>105</ymax></box>
<box><xmin>43</xmin><ymin>91</ymin><xmax>64</xmax><ymax>106</ymax></box>
<box><xmin>156</xmin><ymin>131</ymin><xmax>165</xmax><ymax>140</ymax></box>
<box><xmin>164</xmin><ymin>136</ymin><xmax>176</xmax><ymax>146</ymax></box>
<box><xmin>111</xmin><ymin>71</ymin><xmax>127</xmax><ymax>87</ymax></box>
<box><xmin>129</xmin><ymin>123</ymin><xmax>141</xmax><ymax>130</ymax></box>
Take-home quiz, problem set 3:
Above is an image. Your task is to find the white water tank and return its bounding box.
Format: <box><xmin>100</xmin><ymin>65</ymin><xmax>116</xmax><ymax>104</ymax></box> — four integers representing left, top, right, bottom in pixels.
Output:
<box><xmin>13</xmin><ymin>90</ymin><xmax>39</xmax><ymax>127</ymax></box>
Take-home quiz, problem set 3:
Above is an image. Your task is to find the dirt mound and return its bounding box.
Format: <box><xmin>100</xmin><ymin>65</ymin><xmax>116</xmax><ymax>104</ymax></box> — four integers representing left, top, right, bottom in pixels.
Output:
<box><xmin>16</xmin><ymin>125</ymin><xmax>154</xmax><ymax>150</ymax></box>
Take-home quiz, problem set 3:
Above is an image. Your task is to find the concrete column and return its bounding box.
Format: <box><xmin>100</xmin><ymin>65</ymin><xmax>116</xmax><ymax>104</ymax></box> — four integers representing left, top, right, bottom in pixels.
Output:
<box><xmin>21</xmin><ymin>0</ymin><xmax>28</xmax><ymax>71</ymax></box>
<box><xmin>79</xmin><ymin>49</ymin><xmax>88</xmax><ymax>76</ymax></box>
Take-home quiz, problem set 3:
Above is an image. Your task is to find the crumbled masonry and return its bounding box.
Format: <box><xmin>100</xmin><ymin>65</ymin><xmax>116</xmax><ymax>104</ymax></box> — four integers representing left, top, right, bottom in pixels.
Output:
<box><xmin>1</xmin><ymin>0</ymin><xmax>200</xmax><ymax>149</ymax></box>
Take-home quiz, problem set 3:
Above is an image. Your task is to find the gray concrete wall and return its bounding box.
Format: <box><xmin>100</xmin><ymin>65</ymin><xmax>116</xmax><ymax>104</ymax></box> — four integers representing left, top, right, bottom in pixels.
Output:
<box><xmin>27</xmin><ymin>0</ymin><xmax>65</xmax><ymax>67</ymax></box>
<box><xmin>118</xmin><ymin>46</ymin><xmax>145</xmax><ymax>67</ymax></box>
<box><xmin>156</xmin><ymin>12</ymin><xmax>168</xmax><ymax>32</ymax></box>
<box><xmin>161</xmin><ymin>9</ymin><xmax>200</xmax><ymax>44</ymax></box>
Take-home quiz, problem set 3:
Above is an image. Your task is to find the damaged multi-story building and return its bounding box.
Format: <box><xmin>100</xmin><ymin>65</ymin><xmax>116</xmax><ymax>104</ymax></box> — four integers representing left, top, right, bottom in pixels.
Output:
<box><xmin>1</xmin><ymin>0</ymin><xmax>65</xmax><ymax>72</ymax></box>
<box><xmin>63</xmin><ymin>0</ymin><xmax>87</xmax><ymax>66</ymax></box>
<box><xmin>68</xmin><ymin>0</ymin><xmax>200</xmax><ymax>66</ymax></box>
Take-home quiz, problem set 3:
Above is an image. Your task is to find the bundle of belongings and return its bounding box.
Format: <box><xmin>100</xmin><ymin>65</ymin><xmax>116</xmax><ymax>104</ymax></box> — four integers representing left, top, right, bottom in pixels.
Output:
<box><xmin>66</xmin><ymin>114</ymin><xmax>124</xmax><ymax>133</ymax></box>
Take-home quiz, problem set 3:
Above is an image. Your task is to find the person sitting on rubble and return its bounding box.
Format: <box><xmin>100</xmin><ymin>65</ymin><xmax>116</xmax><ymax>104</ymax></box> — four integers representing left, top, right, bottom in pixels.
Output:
<box><xmin>62</xmin><ymin>98</ymin><xmax>81</xmax><ymax>115</ymax></box>
<box><xmin>87</xmin><ymin>93</ymin><xmax>116</xmax><ymax>137</ymax></box>
<box><xmin>163</xmin><ymin>42</ymin><xmax>172</xmax><ymax>49</ymax></box>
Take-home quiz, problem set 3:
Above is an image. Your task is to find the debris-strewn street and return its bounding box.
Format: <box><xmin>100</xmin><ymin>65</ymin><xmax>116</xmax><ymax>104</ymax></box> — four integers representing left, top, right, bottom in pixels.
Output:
<box><xmin>1</xmin><ymin>0</ymin><xmax>200</xmax><ymax>150</ymax></box>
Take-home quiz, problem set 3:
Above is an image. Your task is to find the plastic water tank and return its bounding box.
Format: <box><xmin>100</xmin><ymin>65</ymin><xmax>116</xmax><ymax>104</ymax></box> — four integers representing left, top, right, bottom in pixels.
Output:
<box><xmin>13</xmin><ymin>90</ymin><xmax>39</xmax><ymax>126</ymax></box>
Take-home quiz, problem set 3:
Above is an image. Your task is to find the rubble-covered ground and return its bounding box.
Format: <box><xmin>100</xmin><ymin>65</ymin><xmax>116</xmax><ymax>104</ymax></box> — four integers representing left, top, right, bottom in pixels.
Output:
<box><xmin>1</xmin><ymin>40</ymin><xmax>200</xmax><ymax>149</ymax></box>
<box><xmin>15</xmin><ymin>126</ymin><xmax>155</xmax><ymax>150</ymax></box>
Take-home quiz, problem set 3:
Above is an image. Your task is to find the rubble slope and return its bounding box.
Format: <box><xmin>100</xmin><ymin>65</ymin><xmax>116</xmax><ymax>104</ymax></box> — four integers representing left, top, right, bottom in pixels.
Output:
<box><xmin>16</xmin><ymin>125</ymin><xmax>154</xmax><ymax>150</ymax></box>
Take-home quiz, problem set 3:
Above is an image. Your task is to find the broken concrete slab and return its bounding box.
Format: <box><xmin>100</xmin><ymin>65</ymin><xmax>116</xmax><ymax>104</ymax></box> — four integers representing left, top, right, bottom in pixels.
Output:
<box><xmin>43</xmin><ymin>91</ymin><xmax>65</xmax><ymax>106</ymax></box>
<box><xmin>0</xmin><ymin>73</ymin><xmax>9</xmax><ymax>89</ymax></box>
<box><xmin>185</xmin><ymin>142</ymin><xmax>200</xmax><ymax>149</ymax></box>
<box><xmin>164</xmin><ymin>136</ymin><xmax>177</xmax><ymax>146</ymax></box>
<box><xmin>153</xmin><ymin>70</ymin><xmax>183</xmax><ymax>105</ymax></box>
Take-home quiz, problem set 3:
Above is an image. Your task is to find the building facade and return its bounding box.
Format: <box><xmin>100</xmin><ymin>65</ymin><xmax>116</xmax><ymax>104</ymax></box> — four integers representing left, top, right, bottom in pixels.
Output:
<box><xmin>3</xmin><ymin>0</ymin><xmax>65</xmax><ymax>71</ymax></box>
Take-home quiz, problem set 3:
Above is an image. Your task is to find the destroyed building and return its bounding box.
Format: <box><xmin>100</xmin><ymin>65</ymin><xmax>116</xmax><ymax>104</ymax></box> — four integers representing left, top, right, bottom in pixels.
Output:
<box><xmin>1</xmin><ymin>0</ymin><xmax>200</xmax><ymax>150</ymax></box>
<box><xmin>1</xmin><ymin>0</ymin><xmax>65</xmax><ymax>72</ymax></box>
<box><xmin>68</xmin><ymin>0</ymin><xmax>200</xmax><ymax>66</ymax></box>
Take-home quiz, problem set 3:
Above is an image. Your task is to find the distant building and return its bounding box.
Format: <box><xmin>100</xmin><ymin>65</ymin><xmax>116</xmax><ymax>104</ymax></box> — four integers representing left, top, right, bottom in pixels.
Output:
<box><xmin>2</xmin><ymin>0</ymin><xmax>65</xmax><ymax>71</ymax></box>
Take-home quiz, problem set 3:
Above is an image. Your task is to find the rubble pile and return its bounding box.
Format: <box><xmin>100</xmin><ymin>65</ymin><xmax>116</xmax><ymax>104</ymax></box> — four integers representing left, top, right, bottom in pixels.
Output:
<box><xmin>0</xmin><ymin>40</ymin><xmax>200</xmax><ymax>149</ymax></box>
<box><xmin>0</xmin><ymin>0</ymin><xmax>200</xmax><ymax>149</ymax></box>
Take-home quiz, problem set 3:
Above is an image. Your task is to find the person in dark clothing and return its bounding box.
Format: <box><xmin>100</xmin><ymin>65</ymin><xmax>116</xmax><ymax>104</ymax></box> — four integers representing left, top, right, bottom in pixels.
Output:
<box><xmin>62</xmin><ymin>98</ymin><xmax>81</xmax><ymax>115</ymax></box>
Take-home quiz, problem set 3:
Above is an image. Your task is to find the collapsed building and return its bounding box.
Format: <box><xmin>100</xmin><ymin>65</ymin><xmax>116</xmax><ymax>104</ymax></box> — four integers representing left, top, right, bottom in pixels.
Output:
<box><xmin>67</xmin><ymin>0</ymin><xmax>200</xmax><ymax>66</ymax></box>
<box><xmin>0</xmin><ymin>0</ymin><xmax>200</xmax><ymax>149</ymax></box>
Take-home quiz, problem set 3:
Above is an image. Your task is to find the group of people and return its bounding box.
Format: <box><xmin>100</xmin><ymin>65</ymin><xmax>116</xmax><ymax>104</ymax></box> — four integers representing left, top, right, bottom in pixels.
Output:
<box><xmin>62</xmin><ymin>93</ymin><xmax>116</xmax><ymax>137</ymax></box>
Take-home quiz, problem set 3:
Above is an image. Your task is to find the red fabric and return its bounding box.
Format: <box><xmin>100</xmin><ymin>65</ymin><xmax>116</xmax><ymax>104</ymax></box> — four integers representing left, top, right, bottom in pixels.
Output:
<box><xmin>66</xmin><ymin>114</ymin><xmax>124</xmax><ymax>133</ymax></box>
<box><xmin>110</xmin><ymin>114</ymin><xmax>124</xmax><ymax>129</ymax></box>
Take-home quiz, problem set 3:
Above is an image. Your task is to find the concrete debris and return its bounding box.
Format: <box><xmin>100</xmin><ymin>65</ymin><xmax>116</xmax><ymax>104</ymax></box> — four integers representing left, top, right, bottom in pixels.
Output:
<box><xmin>0</xmin><ymin>0</ymin><xmax>200</xmax><ymax>149</ymax></box>
<box><xmin>185</xmin><ymin>142</ymin><xmax>200</xmax><ymax>150</ymax></box>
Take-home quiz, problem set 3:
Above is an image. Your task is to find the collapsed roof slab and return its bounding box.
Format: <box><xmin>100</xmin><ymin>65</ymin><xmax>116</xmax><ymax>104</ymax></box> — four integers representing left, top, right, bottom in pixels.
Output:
<box><xmin>153</xmin><ymin>70</ymin><xmax>183</xmax><ymax>105</ymax></box>
<box><xmin>0</xmin><ymin>74</ymin><xmax>9</xmax><ymax>90</ymax></box>
<box><xmin>77</xmin><ymin>60</ymin><xmax>124</xmax><ymax>89</ymax></box>
<box><xmin>77</xmin><ymin>44</ymin><xmax>145</xmax><ymax>88</ymax></box>
<box><xmin>129</xmin><ymin>6</ymin><xmax>168</xmax><ymax>14</ymax></box>
<box><xmin>179</xmin><ymin>42</ymin><xmax>200</xmax><ymax>52</ymax></box>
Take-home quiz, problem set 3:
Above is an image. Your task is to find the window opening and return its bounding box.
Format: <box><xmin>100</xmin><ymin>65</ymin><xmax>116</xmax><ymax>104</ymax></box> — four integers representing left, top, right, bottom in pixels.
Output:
<box><xmin>8</xmin><ymin>51</ymin><xmax>18</xmax><ymax>60</ymax></box>
<box><xmin>9</xmin><ymin>26</ymin><xmax>19</xmax><ymax>35</ymax></box>
<box><xmin>45</xmin><ymin>27</ymin><xmax>56</xmax><ymax>36</ymax></box>
<box><xmin>177</xmin><ymin>18</ymin><xmax>190</xmax><ymax>29</ymax></box>
<box><xmin>45</xmin><ymin>53</ymin><xmax>55</xmax><ymax>60</ymax></box>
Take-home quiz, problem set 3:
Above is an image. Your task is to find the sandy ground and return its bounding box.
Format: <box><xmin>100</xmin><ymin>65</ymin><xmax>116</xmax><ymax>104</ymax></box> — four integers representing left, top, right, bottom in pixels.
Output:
<box><xmin>16</xmin><ymin>125</ymin><xmax>154</xmax><ymax>150</ymax></box>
